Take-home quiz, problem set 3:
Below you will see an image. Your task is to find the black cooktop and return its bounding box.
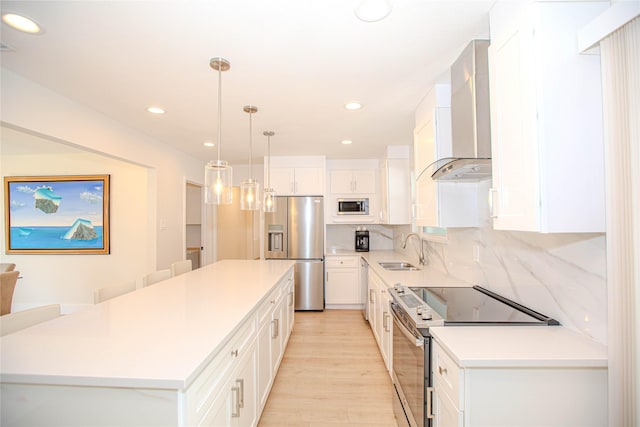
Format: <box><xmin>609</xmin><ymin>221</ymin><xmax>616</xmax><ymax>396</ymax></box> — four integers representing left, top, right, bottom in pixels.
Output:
<box><xmin>409</xmin><ymin>285</ymin><xmax>559</xmax><ymax>325</ymax></box>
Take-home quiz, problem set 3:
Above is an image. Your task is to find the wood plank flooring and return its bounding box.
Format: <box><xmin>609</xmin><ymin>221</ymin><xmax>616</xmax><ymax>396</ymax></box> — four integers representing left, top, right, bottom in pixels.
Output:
<box><xmin>258</xmin><ymin>310</ymin><xmax>398</xmax><ymax>427</ymax></box>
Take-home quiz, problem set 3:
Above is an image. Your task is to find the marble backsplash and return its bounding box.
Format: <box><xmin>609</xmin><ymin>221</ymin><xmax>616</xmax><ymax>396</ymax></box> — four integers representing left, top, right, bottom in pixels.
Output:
<box><xmin>395</xmin><ymin>226</ymin><xmax>607</xmax><ymax>345</ymax></box>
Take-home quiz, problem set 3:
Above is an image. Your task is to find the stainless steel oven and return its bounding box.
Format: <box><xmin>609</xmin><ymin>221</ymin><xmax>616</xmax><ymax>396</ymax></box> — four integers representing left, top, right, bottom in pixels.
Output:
<box><xmin>391</xmin><ymin>302</ymin><xmax>428</xmax><ymax>427</ymax></box>
<box><xmin>388</xmin><ymin>285</ymin><xmax>559</xmax><ymax>427</ymax></box>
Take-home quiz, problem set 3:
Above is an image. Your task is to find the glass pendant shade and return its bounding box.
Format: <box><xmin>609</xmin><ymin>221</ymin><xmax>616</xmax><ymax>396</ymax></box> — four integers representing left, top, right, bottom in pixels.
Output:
<box><xmin>205</xmin><ymin>160</ymin><xmax>233</xmax><ymax>205</ymax></box>
<box><xmin>204</xmin><ymin>57</ymin><xmax>232</xmax><ymax>205</ymax></box>
<box><xmin>263</xmin><ymin>188</ymin><xmax>276</xmax><ymax>212</ymax></box>
<box><xmin>240</xmin><ymin>178</ymin><xmax>260</xmax><ymax>211</ymax></box>
<box><xmin>241</xmin><ymin>104</ymin><xmax>260</xmax><ymax>211</ymax></box>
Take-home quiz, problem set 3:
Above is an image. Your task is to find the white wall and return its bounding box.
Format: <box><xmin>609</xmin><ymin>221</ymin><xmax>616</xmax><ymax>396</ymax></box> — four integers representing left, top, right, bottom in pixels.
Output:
<box><xmin>1</xmin><ymin>68</ymin><xmax>209</xmax><ymax>310</ymax></box>
<box><xmin>1</xmin><ymin>129</ymin><xmax>150</xmax><ymax>311</ymax></box>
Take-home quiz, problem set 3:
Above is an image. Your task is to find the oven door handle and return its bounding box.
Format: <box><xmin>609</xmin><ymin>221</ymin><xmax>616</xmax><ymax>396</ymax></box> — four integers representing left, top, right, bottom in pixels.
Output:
<box><xmin>393</xmin><ymin>313</ymin><xmax>424</xmax><ymax>347</ymax></box>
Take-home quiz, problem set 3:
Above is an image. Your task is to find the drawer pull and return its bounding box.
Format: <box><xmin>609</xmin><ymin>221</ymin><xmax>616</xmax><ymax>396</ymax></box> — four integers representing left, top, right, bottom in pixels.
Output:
<box><xmin>426</xmin><ymin>386</ymin><xmax>434</xmax><ymax>419</ymax></box>
<box><xmin>231</xmin><ymin>349</ymin><xmax>238</xmax><ymax>357</ymax></box>
<box><xmin>231</xmin><ymin>385</ymin><xmax>240</xmax><ymax>417</ymax></box>
<box><xmin>236</xmin><ymin>378</ymin><xmax>245</xmax><ymax>408</ymax></box>
<box><xmin>438</xmin><ymin>366</ymin><xmax>447</xmax><ymax>376</ymax></box>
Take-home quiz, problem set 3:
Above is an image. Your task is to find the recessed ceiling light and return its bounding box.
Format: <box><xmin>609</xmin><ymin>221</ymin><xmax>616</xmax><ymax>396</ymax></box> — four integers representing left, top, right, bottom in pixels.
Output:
<box><xmin>203</xmin><ymin>141</ymin><xmax>215</xmax><ymax>148</ymax></box>
<box><xmin>2</xmin><ymin>13</ymin><xmax>42</xmax><ymax>34</ymax></box>
<box><xmin>355</xmin><ymin>0</ymin><xmax>393</xmax><ymax>23</ymax></box>
<box><xmin>147</xmin><ymin>106</ymin><xmax>165</xmax><ymax>114</ymax></box>
<box><xmin>345</xmin><ymin>102</ymin><xmax>363</xmax><ymax>111</ymax></box>
<box><xmin>341</xmin><ymin>140</ymin><xmax>353</xmax><ymax>145</ymax></box>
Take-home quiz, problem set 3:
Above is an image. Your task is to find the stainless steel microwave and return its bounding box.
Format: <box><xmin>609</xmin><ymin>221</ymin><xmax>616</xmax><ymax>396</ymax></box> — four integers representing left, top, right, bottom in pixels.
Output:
<box><xmin>337</xmin><ymin>198</ymin><xmax>369</xmax><ymax>215</ymax></box>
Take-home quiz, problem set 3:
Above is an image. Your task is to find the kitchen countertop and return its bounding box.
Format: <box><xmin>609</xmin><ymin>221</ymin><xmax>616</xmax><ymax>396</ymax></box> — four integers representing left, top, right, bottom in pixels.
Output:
<box><xmin>334</xmin><ymin>250</ymin><xmax>607</xmax><ymax>369</ymax></box>
<box><xmin>328</xmin><ymin>249</ymin><xmax>471</xmax><ymax>287</ymax></box>
<box><xmin>0</xmin><ymin>259</ymin><xmax>294</xmax><ymax>390</ymax></box>
<box><xmin>430</xmin><ymin>326</ymin><xmax>607</xmax><ymax>368</ymax></box>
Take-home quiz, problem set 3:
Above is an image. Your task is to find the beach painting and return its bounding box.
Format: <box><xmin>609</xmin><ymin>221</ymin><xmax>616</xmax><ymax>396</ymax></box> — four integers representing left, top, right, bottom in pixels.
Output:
<box><xmin>4</xmin><ymin>175</ymin><xmax>110</xmax><ymax>254</ymax></box>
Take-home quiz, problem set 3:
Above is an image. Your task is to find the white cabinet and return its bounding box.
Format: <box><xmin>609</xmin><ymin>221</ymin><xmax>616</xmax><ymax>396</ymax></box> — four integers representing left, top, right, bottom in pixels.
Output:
<box><xmin>414</xmin><ymin>84</ymin><xmax>484</xmax><ymax>228</ymax></box>
<box><xmin>256</xmin><ymin>269</ymin><xmax>293</xmax><ymax>416</ymax></box>
<box><xmin>267</xmin><ymin>156</ymin><xmax>325</xmax><ymax>196</ymax></box>
<box><xmin>430</xmin><ymin>339</ymin><xmax>606</xmax><ymax>426</ymax></box>
<box><xmin>325</xmin><ymin>255</ymin><xmax>361</xmax><ymax>307</ymax></box>
<box><xmin>203</xmin><ymin>342</ymin><xmax>257</xmax><ymax>427</ymax></box>
<box><xmin>329</xmin><ymin>169</ymin><xmax>375</xmax><ymax>194</ymax></box>
<box><xmin>270</xmin><ymin>167</ymin><xmax>324</xmax><ymax>195</ymax></box>
<box><xmin>367</xmin><ymin>268</ymin><xmax>392</xmax><ymax>373</ymax></box>
<box><xmin>379</xmin><ymin>156</ymin><xmax>411</xmax><ymax>225</ymax></box>
<box><xmin>488</xmin><ymin>0</ymin><xmax>607</xmax><ymax>233</ymax></box>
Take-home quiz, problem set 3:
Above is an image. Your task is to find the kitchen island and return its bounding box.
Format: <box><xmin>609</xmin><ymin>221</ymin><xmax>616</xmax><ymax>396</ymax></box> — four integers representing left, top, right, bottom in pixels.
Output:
<box><xmin>1</xmin><ymin>259</ymin><xmax>295</xmax><ymax>427</ymax></box>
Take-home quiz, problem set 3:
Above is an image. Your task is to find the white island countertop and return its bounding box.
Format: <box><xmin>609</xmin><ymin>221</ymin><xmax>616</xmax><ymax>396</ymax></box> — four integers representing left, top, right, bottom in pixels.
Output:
<box><xmin>0</xmin><ymin>259</ymin><xmax>294</xmax><ymax>390</ymax></box>
<box><xmin>430</xmin><ymin>326</ymin><xmax>607</xmax><ymax>368</ymax></box>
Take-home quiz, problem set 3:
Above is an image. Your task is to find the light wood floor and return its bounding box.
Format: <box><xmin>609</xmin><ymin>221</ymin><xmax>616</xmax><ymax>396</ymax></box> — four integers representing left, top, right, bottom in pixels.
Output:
<box><xmin>258</xmin><ymin>309</ymin><xmax>398</xmax><ymax>427</ymax></box>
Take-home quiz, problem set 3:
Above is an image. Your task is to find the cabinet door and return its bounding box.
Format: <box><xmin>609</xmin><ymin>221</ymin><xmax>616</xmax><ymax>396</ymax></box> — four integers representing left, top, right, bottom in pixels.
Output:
<box><xmin>380</xmin><ymin>290</ymin><xmax>392</xmax><ymax>372</ymax></box>
<box><xmin>329</xmin><ymin>170</ymin><xmax>354</xmax><ymax>193</ymax></box>
<box><xmin>325</xmin><ymin>268</ymin><xmax>359</xmax><ymax>304</ymax></box>
<box><xmin>270</xmin><ymin>295</ymin><xmax>285</xmax><ymax>373</ymax></box>
<box><xmin>352</xmin><ymin>170</ymin><xmax>375</xmax><ymax>193</ymax></box>
<box><xmin>294</xmin><ymin>167</ymin><xmax>323</xmax><ymax>195</ymax></box>
<box><xmin>433</xmin><ymin>387</ymin><xmax>463</xmax><ymax>427</ymax></box>
<box><xmin>202</xmin><ymin>346</ymin><xmax>257</xmax><ymax>427</ymax></box>
<box><xmin>256</xmin><ymin>319</ymin><xmax>272</xmax><ymax>412</ymax></box>
<box><xmin>488</xmin><ymin>3</ymin><xmax>540</xmax><ymax>231</ymax></box>
<box><xmin>270</xmin><ymin>167</ymin><xmax>295</xmax><ymax>195</ymax></box>
<box><xmin>414</xmin><ymin>118</ymin><xmax>438</xmax><ymax>227</ymax></box>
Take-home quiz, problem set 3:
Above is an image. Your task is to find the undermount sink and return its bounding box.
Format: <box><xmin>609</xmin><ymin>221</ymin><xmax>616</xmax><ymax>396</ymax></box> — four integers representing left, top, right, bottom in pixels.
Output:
<box><xmin>378</xmin><ymin>261</ymin><xmax>420</xmax><ymax>271</ymax></box>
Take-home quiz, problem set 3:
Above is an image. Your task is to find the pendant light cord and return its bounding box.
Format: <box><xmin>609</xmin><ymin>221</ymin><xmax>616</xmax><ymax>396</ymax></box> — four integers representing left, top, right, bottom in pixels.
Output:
<box><xmin>216</xmin><ymin>66</ymin><xmax>222</xmax><ymax>162</ymax></box>
<box><xmin>267</xmin><ymin>134</ymin><xmax>271</xmax><ymax>188</ymax></box>
<box><xmin>249</xmin><ymin>111</ymin><xmax>253</xmax><ymax>179</ymax></box>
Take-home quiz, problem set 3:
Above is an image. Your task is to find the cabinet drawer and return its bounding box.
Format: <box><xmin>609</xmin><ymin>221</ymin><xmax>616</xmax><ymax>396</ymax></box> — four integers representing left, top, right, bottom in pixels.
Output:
<box><xmin>184</xmin><ymin>316</ymin><xmax>256</xmax><ymax>424</ymax></box>
<box><xmin>432</xmin><ymin>341</ymin><xmax>464</xmax><ymax>409</ymax></box>
<box><xmin>326</xmin><ymin>256</ymin><xmax>359</xmax><ymax>268</ymax></box>
<box><xmin>258</xmin><ymin>286</ymin><xmax>281</xmax><ymax>324</ymax></box>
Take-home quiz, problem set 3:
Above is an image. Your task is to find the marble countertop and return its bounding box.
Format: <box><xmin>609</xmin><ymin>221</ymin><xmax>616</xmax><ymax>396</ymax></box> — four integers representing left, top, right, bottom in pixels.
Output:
<box><xmin>329</xmin><ymin>249</ymin><xmax>471</xmax><ymax>287</ymax></box>
<box><xmin>331</xmin><ymin>250</ymin><xmax>607</xmax><ymax>369</ymax></box>
<box><xmin>430</xmin><ymin>326</ymin><xmax>607</xmax><ymax>368</ymax></box>
<box><xmin>0</xmin><ymin>259</ymin><xmax>294</xmax><ymax>390</ymax></box>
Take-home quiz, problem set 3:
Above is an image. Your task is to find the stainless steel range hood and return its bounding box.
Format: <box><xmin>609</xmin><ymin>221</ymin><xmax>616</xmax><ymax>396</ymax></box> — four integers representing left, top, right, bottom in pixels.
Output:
<box><xmin>432</xmin><ymin>40</ymin><xmax>491</xmax><ymax>181</ymax></box>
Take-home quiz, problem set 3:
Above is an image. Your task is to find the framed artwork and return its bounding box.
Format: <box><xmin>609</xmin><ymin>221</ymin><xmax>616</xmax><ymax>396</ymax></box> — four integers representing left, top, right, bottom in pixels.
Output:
<box><xmin>4</xmin><ymin>175</ymin><xmax>110</xmax><ymax>254</ymax></box>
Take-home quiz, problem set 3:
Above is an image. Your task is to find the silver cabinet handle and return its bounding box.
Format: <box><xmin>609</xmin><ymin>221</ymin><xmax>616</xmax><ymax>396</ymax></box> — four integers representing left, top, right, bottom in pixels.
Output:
<box><xmin>271</xmin><ymin>318</ymin><xmax>279</xmax><ymax>339</ymax></box>
<box><xmin>369</xmin><ymin>289</ymin><xmax>375</xmax><ymax>303</ymax></box>
<box><xmin>231</xmin><ymin>385</ymin><xmax>241</xmax><ymax>418</ymax></box>
<box><xmin>236</xmin><ymin>378</ymin><xmax>245</xmax><ymax>408</ymax></box>
<box><xmin>489</xmin><ymin>187</ymin><xmax>499</xmax><ymax>219</ymax></box>
<box><xmin>231</xmin><ymin>349</ymin><xmax>238</xmax><ymax>357</ymax></box>
<box><xmin>426</xmin><ymin>386</ymin><xmax>434</xmax><ymax>419</ymax></box>
<box><xmin>288</xmin><ymin>291</ymin><xmax>293</xmax><ymax>307</ymax></box>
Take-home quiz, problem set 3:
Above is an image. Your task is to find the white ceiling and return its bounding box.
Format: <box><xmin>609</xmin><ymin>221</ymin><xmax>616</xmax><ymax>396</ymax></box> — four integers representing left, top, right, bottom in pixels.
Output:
<box><xmin>0</xmin><ymin>0</ymin><xmax>493</xmax><ymax>164</ymax></box>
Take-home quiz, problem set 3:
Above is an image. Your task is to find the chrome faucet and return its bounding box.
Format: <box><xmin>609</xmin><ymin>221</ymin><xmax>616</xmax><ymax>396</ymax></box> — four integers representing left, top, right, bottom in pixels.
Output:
<box><xmin>401</xmin><ymin>233</ymin><xmax>426</xmax><ymax>265</ymax></box>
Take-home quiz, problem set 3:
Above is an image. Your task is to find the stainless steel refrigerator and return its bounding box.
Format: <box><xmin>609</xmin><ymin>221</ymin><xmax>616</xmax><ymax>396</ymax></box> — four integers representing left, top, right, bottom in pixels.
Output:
<box><xmin>265</xmin><ymin>196</ymin><xmax>324</xmax><ymax>310</ymax></box>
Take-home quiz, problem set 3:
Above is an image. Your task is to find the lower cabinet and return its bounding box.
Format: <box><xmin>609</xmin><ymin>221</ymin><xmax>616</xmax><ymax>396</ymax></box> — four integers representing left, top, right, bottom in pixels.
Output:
<box><xmin>431</xmin><ymin>340</ymin><xmax>607</xmax><ymax>427</ymax></box>
<box><xmin>367</xmin><ymin>268</ymin><xmax>392</xmax><ymax>374</ymax></box>
<box><xmin>204</xmin><ymin>342</ymin><xmax>257</xmax><ymax>427</ymax></box>
<box><xmin>325</xmin><ymin>255</ymin><xmax>361</xmax><ymax>308</ymax></box>
<box><xmin>186</xmin><ymin>269</ymin><xmax>294</xmax><ymax>426</ymax></box>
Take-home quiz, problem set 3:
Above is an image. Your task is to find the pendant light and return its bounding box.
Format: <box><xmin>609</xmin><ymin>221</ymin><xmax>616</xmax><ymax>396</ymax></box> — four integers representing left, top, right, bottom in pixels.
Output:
<box><xmin>263</xmin><ymin>131</ymin><xmax>276</xmax><ymax>212</ymax></box>
<box><xmin>240</xmin><ymin>105</ymin><xmax>260</xmax><ymax>211</ymax></box>
<box><xmin>204</xmin><ymin>57</ymin><xmax>233</xmax><ymax>205</ymax></box>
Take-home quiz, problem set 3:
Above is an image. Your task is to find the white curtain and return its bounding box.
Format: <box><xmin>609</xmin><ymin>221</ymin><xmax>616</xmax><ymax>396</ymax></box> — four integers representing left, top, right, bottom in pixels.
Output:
<box><xmin>601</xmin><ymin>16</ymin><xmax>640</xmax><ymax>427</ymax></box>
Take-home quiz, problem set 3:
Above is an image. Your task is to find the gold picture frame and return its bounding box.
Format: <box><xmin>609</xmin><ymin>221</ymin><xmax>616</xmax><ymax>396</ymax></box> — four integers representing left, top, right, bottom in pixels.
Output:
<box><xmin>4</xmin><ymin>175</ymin><xmax>110</xmax><ymax>254</ymax></box>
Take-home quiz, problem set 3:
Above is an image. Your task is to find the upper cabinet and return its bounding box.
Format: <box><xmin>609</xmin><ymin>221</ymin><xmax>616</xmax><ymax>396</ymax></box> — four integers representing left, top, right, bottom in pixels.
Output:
<box><xmin>329</xmin><ymin>170</ymin><xmax>376</xmax><ymax>194</ymax></box>
<box><xmin>488</xmin><ymin>0</ymin><xmax>607</xmax><ymax>233</ymax></box>
<box><xmin>267</xmin><ymin>156</ymin><xmax>326</xmax><ymax>196</ymax></box>
<box><xmin>414</xmin><ymin>84</ymin><xmax>486</xmax><ymax>228</ymax></box>
<box><xmin>379</xmin><ymin>146</ymin><xmax>412</xmax><ymax>225</ymax></box>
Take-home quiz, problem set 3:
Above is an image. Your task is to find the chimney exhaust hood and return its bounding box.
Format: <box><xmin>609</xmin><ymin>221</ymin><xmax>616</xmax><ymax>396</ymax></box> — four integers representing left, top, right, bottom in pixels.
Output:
<box><xmin>432</xmin><ymin>39</ymin><xmax>492</xmax><ymax>181</ymax></box>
